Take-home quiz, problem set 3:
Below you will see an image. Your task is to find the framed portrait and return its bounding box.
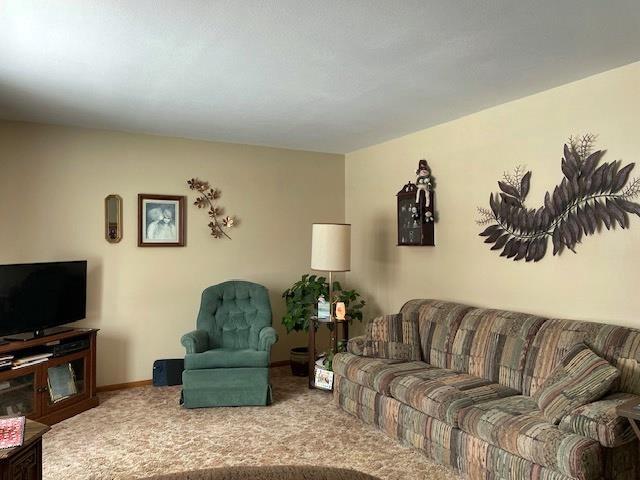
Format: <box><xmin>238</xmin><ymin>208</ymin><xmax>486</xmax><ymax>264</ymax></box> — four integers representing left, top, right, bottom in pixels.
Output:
<box><xmin>138</xmin><ymin>194</ymin><xmax>186</xmax><ymax>247</ymax></box>
<box><xmin>314</xmin><ymin>366</ymin><xmax>334</xmax><ymax>390</ymax></box>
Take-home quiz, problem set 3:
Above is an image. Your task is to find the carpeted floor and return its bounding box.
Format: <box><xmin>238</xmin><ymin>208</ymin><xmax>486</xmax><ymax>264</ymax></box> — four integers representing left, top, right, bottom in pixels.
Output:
<box><xmin>43</xmin><ymin>367</ymin><xmax>461</xmax><ymax>480</ymax></box>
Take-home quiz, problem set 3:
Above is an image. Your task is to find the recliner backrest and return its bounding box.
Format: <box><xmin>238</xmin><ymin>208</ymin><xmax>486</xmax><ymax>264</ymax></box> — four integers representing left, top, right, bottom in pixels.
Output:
<box><xmin>196</xmin><ymin>281</ymin><xmax>272</xmax><ymax>350</ymax></box>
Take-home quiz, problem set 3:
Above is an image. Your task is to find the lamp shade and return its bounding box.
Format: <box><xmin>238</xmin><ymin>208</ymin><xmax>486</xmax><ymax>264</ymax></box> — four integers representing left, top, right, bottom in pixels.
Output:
<box><xmin>311</xmin><ymin>223</ymin><xmax>351</xmax><ymax>272</ymax></box>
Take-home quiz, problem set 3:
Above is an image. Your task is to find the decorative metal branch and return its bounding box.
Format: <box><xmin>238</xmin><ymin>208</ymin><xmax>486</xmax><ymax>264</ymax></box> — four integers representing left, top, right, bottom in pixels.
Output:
<box><xmin>477</xmin><ymin>134</ymin><xmax>640</xmax><ymax>261</ymax></box>
<box><xmin>187</xmin><ymin>178</ymin><xmax>236</xmax><ymax>239</ymax></box>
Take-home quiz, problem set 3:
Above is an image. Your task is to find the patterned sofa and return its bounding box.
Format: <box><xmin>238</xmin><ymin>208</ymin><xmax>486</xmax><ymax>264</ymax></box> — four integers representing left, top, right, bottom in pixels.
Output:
<box><xmin>333</xmin><ymin>300</ymin><xmax>640</xmax><ymax>480</ymax></box>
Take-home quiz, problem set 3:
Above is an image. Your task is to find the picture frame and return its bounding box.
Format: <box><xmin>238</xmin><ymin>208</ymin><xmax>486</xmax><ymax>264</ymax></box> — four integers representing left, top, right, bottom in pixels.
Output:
<box><xmin>138</xmin><ymin>194</ymin><xmax>186</xmax><ymax>247</ymax></box>
<box><xmin>47</xmin><ymin>363</ymin><xmax>77</xmax><ymax>403</ymax></box>
<box><xmin>314</xmin><ymin>366</ymin><xmax>334</xmax><ymax>390</ymax></box>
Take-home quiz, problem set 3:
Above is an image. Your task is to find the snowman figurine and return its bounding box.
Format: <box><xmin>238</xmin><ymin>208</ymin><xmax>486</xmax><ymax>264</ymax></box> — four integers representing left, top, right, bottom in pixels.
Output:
<box><xmin>413</xmin><ymin>159</ymin><xmax>433</xmax><ymax>221</ymax></box>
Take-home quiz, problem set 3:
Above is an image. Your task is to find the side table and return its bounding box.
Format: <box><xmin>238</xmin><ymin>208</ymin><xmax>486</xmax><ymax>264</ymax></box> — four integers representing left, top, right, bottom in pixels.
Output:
<box><xmin>616</xmin><ymin>398</ymin><xmax>640</xmax><ymax>477</ymax></box>
<box><xmin>307</xmin><ymin>317</ymin><xmax>349</xmax><ymax>389</ymax></box>
<box><xmin>617</xmin><ymin>398</ymin><xmax>640</xmax><ymax>438</ymax></box>
<box><xmin>0</xmin><ymin>419</ymin><xmax>50</xmax><ymax>480</ymax></box>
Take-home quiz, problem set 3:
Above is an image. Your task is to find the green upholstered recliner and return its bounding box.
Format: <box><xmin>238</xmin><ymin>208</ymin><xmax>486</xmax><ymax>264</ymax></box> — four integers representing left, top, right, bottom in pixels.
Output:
<box><xmin>180</xmin><ymin>281</ymin><xmax>278</xmax><ymax>408</ymax></box>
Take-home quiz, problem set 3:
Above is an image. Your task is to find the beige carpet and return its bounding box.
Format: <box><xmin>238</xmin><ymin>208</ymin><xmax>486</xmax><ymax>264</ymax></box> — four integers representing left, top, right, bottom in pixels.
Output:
<box><xmin>43</xmin><ymin>367</ymin><xmax>460</xmax><ymax>480</ymax></box>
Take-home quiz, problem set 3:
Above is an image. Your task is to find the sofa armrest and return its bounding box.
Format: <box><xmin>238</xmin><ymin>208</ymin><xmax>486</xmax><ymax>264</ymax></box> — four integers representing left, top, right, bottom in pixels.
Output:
<box><xmin>346</xmin><ymin>335</ymin><xmax>366</xmax><ymax>356</ymax></box>
<box><xmin>181</xmin><ymin>329</ymin><xmax>209</xmax><ymax>354</ymax></box>
<box><xmin>258</xmin><ymin>326</ymin><xmax>278</xmax><ymax>351</ymax></box>
<box><xmin>558</xmin><ymin>392</ymin><xmax>639</xmax><ymax>447</ymax></box>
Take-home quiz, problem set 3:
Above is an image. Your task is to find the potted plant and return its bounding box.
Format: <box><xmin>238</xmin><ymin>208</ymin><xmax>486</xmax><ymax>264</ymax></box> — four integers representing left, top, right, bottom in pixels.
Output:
<box><xmin>282</xmin><ymin>274</ymin><xmax>365</xmax><ymax>376</ymax></box>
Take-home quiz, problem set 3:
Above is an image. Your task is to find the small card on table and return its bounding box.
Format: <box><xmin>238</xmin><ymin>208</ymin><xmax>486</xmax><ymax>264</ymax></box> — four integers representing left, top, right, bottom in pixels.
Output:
<box><xmin>0</xmin><ymin>416</ymin><xmax>25</xmax><ymax>449</ymax></box>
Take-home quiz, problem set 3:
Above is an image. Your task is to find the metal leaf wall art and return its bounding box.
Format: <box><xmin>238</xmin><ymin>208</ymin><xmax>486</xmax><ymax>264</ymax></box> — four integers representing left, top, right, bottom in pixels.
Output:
<box><xmin>477</xmin><ymin>134</ymin><xmax>640</xmax><ymax>262</ymax></box>
<box><xmin>187</xmin><ymin>178</ymin><xmax>237</xmax><ymax>239</ymax></box>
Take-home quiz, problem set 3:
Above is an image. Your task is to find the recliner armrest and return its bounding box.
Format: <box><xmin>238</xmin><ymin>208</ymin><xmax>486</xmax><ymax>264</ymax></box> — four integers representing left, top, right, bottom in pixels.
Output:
<box><xmin>181</xmin><ymin>329</ymin><xmax>209</xmax><ymax>354</ymax></box>
<box><xmin>258</xmin><ymin>326</ymin><xmax>278</xmax><ymax>351</ymax></box>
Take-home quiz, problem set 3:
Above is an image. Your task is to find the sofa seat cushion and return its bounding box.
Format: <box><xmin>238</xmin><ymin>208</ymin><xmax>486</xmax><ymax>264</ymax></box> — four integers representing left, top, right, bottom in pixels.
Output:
<box><xmin>458</xmin><ymin>396</ymin><xmax>602</xmax><ymax>480</ymax></box>
<box><xmin>389</xmin><ymin>368</ymin><xmax>519</xmax><ymax>427</ymax></box>
<box><xmin>185</xmin><ymin>348</ymin><xmax>269</xmax><ymax>370</ymax></box>
<box><xmin>558</xmin><ymin>392</ymin><xmax>639</xmax><ymax>447</ymax></box>
<box><xmin>332</xmin><ymin>352</ymin><xmax>431</xmax><ymax>395</ymax></box>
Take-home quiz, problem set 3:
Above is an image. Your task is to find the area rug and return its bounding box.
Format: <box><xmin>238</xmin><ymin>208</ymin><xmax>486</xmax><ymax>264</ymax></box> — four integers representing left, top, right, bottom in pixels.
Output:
<box><xmin>141</xmin><ymin>465</ymin><xmax>381</xmax><ymax>480</ymax></box>
<box><xmin>43</xmin><ymin>367</ymin><xmax>460</xmax><ymax>480</ymax></box>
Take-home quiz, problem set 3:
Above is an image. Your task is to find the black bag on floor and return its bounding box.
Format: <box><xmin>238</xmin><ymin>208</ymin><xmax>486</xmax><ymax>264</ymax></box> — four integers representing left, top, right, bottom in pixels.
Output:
<box><xmin>152</xmin><ymin>358</ymin><xmax>184</xmax><ymax>386</ymax></box>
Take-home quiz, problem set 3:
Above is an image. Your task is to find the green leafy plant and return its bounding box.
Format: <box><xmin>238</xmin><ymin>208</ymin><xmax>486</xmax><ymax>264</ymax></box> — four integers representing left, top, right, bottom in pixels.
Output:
<box><xmin>281</xmin><ymin>274</ymin><xmax>365</xmax><ymax>333</ymax></box>
<box><xmin>477</xmin><ymin>134</ymin><xmax>640</xmax><ymax>261</ymax></box>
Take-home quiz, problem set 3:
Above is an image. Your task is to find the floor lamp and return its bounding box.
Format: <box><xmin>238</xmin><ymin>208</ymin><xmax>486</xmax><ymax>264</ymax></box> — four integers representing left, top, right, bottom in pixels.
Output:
<box><xmin>311</xmin><ymin>223</ymin><xmax>351</xmax><ymax>353</ymax></box>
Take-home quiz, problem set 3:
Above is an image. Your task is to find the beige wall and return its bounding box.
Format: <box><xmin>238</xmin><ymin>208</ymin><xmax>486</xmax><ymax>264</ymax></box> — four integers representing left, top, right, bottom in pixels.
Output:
<box><xmin>3</xmin><ymin>61</ymin><xmax>639</xmax><ymax>385</ymax></box>
<box><xmin>346</xmin><ymin>62</ymin><xmax>640</xmax><ymax>333</ymax></box>
<box><xmin>0</xmin><ymin>122</ymin><xmax>344</xmax><ymax>386</ymax></box>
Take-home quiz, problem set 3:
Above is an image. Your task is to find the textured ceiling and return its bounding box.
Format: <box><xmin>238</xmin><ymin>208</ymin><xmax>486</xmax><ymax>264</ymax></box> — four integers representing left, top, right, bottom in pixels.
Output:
<box><xmin>1</xmin><ymin>1</ymin><xmax>639</xmax><ymax>153</ymax></box>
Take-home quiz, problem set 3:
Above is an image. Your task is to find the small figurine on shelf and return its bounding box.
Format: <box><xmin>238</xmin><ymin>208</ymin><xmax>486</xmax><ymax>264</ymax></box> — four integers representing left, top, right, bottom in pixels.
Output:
<box><xmin>317</xmin><ymin>295</ymin><xmax>330</xmax><ymax>320</ymax></box>
<box><xmin>410</xmin><ymin>204</ymin><xmax>419</xmax><ymax>225</ymax></box>
<box><xmin>413</xmin><ymin>159</ymin><xmax>433</xmax><ymax>220</ymax></box>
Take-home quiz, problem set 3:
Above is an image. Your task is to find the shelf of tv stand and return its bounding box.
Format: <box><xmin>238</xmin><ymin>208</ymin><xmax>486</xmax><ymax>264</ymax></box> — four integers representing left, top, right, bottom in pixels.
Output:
<box><xmin>0</xmin><ymin>328</ymin><xmax>99</xmax><ymax>425</ymax></box>
<box><xmin>0</xmin><ymin>328</ymin><xmax>97</xmax><ymax>355</ymax></box>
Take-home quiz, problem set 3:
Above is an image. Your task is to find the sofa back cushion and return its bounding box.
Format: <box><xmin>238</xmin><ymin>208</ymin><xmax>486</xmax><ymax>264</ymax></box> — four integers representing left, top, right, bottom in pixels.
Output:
<box><xmin>522</xmin><ymin>318</ymin><xmax>640</xmax><ymax>396</ymax></box>
<box><xmin>450</xmin><ymin>309</ymin><xmax>547</xmax><ymax>391</ymax></box>
<box><xmin>400</xmin><ymin>298</ymin><xmax>640</xmax><ymax>396</ymax></box>
<box><xmin>400</xmin><ymin>300</ymin><xmax>472</xmax><ymax>369</ymax></box>
<box><xmin>362</xmin><ymin>314</ymin><xmax>421</xmax><ymax>361</ymax></box>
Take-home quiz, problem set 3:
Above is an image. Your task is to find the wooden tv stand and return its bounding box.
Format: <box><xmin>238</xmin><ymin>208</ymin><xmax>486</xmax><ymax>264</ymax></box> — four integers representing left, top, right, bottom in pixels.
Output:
<box><xmin>0</xmin><ymin>328</ymin><xmax>99</xmax><ymax>425</ymax></box>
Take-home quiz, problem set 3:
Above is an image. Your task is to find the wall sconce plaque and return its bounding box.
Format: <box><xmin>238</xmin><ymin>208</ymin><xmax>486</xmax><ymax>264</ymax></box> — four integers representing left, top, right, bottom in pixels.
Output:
<box><xmin>105</xmin><ymin>194</ymin><xmax>123</xmax><ymax>243</ymax></box>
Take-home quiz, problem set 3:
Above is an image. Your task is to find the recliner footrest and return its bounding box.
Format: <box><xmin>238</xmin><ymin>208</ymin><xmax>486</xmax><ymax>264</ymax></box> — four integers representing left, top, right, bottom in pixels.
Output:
<box><xmin>182</xmin><ymin>367</ymin><xmax>272</xmax><ymax>408</ymax></box>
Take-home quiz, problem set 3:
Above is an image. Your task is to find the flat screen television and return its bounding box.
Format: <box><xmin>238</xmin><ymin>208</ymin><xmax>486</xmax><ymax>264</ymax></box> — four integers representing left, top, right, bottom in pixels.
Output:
<box><xmin>0</xmin><ymin>261</ymin><xmax>87</xmax><ymax>340</ymax></box>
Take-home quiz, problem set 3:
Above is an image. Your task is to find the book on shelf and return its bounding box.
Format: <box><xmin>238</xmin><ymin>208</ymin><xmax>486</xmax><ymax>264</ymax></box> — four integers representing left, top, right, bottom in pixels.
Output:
<box><xmin>48</xmin><ymin>363</ymin><xmax>77</xmax><ymax>403</ymax></box>
<box><xmin>13</xmin><ymin>353</ymin><xmax>52</xmax><ymax>365</ymax></box>
<box><xmin>0</xmin><ymin>355</ymin><xmax>14</xmax><ymax>363</ymax></box>
<box><xmin>11</xmin><ymin>358</ymin><xmax>49</xmax><ymax>369</ymax></box>
<box><xmin>0</xmin><ymin>416</ymin><xmax>25</xmax><ymax>449</ymax></box>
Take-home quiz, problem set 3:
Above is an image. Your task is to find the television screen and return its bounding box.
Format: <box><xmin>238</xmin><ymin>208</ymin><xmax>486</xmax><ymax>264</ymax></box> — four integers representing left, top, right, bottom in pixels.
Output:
<box><xmin>0</xmin><ymin>261</ymin><xmax>87</xmax><ymax>337</ymax></box>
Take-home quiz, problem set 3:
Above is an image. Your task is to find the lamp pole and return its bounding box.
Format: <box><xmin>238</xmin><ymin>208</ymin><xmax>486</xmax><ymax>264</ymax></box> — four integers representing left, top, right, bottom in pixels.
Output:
<box><xmin>328</xmin><ymin>270</ymin><xmax>337</xmax><ymax>353</ymax></box>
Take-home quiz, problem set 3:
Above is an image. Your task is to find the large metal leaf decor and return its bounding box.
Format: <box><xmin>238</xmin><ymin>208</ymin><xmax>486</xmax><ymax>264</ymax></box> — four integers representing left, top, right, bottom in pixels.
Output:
<box><xmin>476</xmin><ymin>134</ymin><xmax>640</xmax><ymax>262</ymax></box>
